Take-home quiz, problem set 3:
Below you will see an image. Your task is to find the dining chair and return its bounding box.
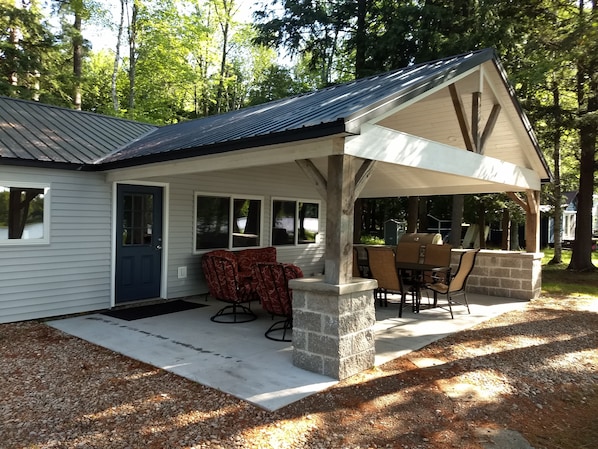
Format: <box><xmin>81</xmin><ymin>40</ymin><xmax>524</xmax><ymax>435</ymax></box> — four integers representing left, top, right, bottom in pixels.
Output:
<box><xmin>422</xmin><ymin>243</ymin><xmax>453</xmax><ymax>282</ymax></box>
<box><xmin>395</xmin><ymin>241</ymin><xmax>423</xmax><ymax>264</ymax></box>
<box><xmin>425</xmin><ymin>249</ymin><xmax>480</xmax><ymax>318</ymax></box>
<box><xmin>366</xmin><ymin>246</ymin><xmax>414</xmax><ymax>316</ymax></box>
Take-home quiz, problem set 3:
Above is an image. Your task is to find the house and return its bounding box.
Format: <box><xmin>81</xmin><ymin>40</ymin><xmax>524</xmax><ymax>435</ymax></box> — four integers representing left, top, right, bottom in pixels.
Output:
<box><xmin>544</xmin><ymin>191</ymin><xmax>598</xmax><ymax>246</ymax></box>
<box><xmin>1</xmin><ymin>49</ymin><xmax>551</xmax><ymax>378</ymax></box>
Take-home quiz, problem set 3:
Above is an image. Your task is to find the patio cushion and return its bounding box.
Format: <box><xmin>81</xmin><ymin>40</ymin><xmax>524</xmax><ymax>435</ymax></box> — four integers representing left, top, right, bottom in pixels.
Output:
<box><xmin>235</xmin><ymin>247</ymin><xmax>277</xmax><ymax>292</ymax></box>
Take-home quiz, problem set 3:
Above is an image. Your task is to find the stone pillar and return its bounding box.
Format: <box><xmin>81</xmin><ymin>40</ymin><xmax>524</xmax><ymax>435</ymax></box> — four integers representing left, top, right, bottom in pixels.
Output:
<box><xmin>289</xmin><ymin>277</ymin><xmax>378</xmax><ymax>380</ymax></box>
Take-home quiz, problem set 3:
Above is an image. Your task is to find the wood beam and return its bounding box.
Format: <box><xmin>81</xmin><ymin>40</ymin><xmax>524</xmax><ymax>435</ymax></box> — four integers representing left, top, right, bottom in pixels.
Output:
<box><xmin>325</xmin><ymin>154</ymin><xmax>356</xmax><ymax>285</ymax></box>
<box><xmin>354</xmin><ymin>159</ymin><xmax>376</xmax><ymax>198</ymax></box>
<box><xmin>480</xmin><ymin>104</ymin><xmax>501</xmax><ymax>154</ymax></box>
<box><xmin>295</xmin><ymin>159</ymin><xmax>328</xmax><ymax>200</ymax></box>
<box><xmin>449</xmin><ymin>84</ymin><xmax>474</xmax><ymax>152</ymax></box>
<box><xmin>472</xmin><ymin>92</ymin><xmax>482</xmax><ymax>152</ymax></box>
<box><xmin>506</xmin><ymin>190</ymin><xmax>540</xmax><ymax>252</ymax></box>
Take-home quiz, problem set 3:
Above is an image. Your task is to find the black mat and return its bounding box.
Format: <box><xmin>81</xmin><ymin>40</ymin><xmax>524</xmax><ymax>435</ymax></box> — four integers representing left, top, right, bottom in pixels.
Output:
<box><xmin>102</xmin><ymin>300</ymin><xmax>207</xmax><ymax>321</ymax></box>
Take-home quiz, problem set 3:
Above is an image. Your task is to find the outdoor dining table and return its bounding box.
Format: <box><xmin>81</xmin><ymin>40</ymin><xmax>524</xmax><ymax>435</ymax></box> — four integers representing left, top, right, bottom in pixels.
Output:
<box><xmin>395</xmin><ymin>261</ymin><xmax>451</xmax><ymax>312</ymax></box>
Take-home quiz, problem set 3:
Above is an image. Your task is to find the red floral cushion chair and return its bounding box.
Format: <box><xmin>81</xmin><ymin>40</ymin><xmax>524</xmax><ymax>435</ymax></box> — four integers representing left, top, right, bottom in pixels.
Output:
<box><xmin>253</xmin><ymin>262</ymin><xmax>303</xmax><ymax>341</ymax></box>
<box><xmin>201</xmin><ymin>250</ymin><xmax>257</xmax><ymax>323</ymax></box>
<box><xmin>235</xmin><ymin>246</ymin><xmax>277</xmax><ymax>295</ymax></box>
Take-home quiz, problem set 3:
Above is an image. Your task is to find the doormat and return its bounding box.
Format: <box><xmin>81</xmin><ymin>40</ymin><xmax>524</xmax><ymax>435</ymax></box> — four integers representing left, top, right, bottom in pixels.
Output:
<box><xmin>102</xmin><ymin>300</ymin><xmax>207</xmax><ymax>321</ymax></box>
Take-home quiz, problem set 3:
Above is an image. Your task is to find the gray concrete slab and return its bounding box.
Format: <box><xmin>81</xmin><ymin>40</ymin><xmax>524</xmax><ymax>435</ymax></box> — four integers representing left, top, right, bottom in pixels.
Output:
<box><xmin>48</xmin><ymin>293</ymin><xmax>527</xmax><ymax>411</ymax></box>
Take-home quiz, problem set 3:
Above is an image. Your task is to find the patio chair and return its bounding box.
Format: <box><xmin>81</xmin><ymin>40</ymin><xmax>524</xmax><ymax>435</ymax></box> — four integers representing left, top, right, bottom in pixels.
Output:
<box><xmin>422</xmin><ymin>243</ymin><xmax>453</xmax><ymax>282</ymax></box>
<box><xmin>253</xmin><ymin>262</ymin><xmax>303</xmax><ymax>341</ymax></box>
<box><xmin>366</xmin><ymin>246</ymin><xmax>414</xmax><ymax>316</ymax></box>
<box><xmin>425</xmin><ymin>249</ymin><xmax>480</xmax><ymax>319</ymax></box>
<box><xmin>202</xmin><ymin>250</ymin><xmax>257</xmax><ymax>323</ymax></box>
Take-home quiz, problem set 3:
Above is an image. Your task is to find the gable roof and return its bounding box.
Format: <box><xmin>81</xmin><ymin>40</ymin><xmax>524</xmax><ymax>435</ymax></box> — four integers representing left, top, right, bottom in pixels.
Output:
<box><xmin>0</xmin><ymin>97</ymin><xmax>156</xmax><ymax>168</ymax></box>
<box><xmin>99</xmin><ymin>48</ymin><xmax>547</xmax><ymax>170</ymax></box>
<box><xmin>0</xmin><ymin>48</ymin><xmax>550</xmax><ymax>186</ymax></box>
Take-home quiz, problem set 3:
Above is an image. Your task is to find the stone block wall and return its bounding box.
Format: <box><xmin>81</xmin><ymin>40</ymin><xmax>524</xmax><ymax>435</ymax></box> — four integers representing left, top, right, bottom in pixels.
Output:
<box><xmin>289</xmin><ymin>278</ymin><xmax>378</xmax><ymax>380</ymax></box>
<box><xmin>453</xmin><ymin>250</ymin><xmax>543</xmax><ymax>300</ymax></box>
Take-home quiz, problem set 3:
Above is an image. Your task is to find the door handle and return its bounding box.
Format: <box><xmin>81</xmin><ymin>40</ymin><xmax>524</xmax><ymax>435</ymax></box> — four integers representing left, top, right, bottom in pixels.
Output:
<box><xmin>156</xmin><ymin>245</ymin><xmax>162</xmax><ymax>250</ymax></box>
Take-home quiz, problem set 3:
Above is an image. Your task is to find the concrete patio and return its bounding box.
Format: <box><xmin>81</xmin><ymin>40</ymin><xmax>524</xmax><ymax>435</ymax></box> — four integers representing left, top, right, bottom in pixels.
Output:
<box><xmin>48</xmin><ymin>293</ymin><xmax>528</xmax><ymax>411</ymax></box>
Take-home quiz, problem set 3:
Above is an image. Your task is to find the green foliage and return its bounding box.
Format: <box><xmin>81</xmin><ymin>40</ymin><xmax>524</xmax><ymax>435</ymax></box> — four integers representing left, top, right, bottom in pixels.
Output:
<box><xmin>0</xmin><ymin>1</ymin><xmax>55</xmax><ymax>99</ymax></box>
<box><xmin>360</xmin><ymin>234</ymin><xmax>385</xmax><ymax>245</ymax></box>
<box><xmin>541</xmin><ymin>247</ymin><xmax>598</xmax><ymax>296</ymax></box>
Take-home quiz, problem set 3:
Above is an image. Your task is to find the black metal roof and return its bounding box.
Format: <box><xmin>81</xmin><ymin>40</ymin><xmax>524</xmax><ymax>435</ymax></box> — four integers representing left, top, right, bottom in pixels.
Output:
<box><xmin>96</xmin><ymin>48</ymin><xmax>498</xmax><ymax>169</ymax></box>
<box><xmin>0</xmin><ymin>97</ymin><xmax>156</xmax><ymax>168</ymax></box>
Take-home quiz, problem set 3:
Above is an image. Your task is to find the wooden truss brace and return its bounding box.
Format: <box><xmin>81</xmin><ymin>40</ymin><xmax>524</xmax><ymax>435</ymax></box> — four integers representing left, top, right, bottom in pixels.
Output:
<box><xmin>295</xmin><ymin>157</ymin><xmax>377</xmax><ymax>201</ymax></box>
<box><xmin>507</xmin><ymin>190</ymin><xmax>540</xmax><ymax>252</ymax></box>
<box><xmin>449</xmin><ymin>83</ymin><xmax>501</xmax><ymax>154</ymax></box>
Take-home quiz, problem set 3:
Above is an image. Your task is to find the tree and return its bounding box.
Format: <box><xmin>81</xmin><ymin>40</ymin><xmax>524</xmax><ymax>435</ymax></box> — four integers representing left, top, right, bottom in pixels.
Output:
<box><xmin>568</xmin><ymin>0</ymin><xmax>597</xmax><ymax>271</ymax></box>
<box><xmin>0</xmin><ymin>0</ymin><xmax>54</xmax><ymax>99</ymax></box>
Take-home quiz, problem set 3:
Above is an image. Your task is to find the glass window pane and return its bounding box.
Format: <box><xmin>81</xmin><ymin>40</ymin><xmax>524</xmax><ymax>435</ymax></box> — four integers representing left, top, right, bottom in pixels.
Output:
<box><xmin>232</xmin><ymin>198</ymin><xmax>261</xmax><ymax>248</ymax></box>
<box><xmin>123</xmin><ymin>193</ymin><xmax>153</xmax><ymax>246</ymax></box>
<box><xmin>272</xmin><ymin>200</ymin><xmax>295</xmax><ymax>245</ymax></box>
<box><xmin>196</xmin><ymin>196</ymin><xmax>229</xmax><ymax>250</ymax></box>
<box><xmin>298</xmin><ymin>202</ymin><xmax>319</xmax><ymax>244</ymax></box>
<box><xmin>0</xmin><ymin>186</ymin><xmax>45</xmax><ymax>240</ymax></box>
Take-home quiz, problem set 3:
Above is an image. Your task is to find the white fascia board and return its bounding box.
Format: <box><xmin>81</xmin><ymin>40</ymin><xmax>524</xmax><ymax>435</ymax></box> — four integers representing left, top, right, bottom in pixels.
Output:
<box><xmin>106</xmin><ymin>137</ymin><xmax>342</xmax><ymax>182</ymax></box>
<box><xmin>345</xmin><ymin>124</ymin><xmax>541</xmax><ymax>191</ymax></box>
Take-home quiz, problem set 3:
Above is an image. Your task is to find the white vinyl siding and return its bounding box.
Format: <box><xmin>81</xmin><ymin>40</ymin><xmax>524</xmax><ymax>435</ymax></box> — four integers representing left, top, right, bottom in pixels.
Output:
<box><xmin>0</xmin><ymin>167</ymin><xmax>112</xmax><ymax>323</ymax></box>
<box><xmin>147</xmin><ymin>162</ymin><xmax>326</xmax><ymax>299</ymax></box>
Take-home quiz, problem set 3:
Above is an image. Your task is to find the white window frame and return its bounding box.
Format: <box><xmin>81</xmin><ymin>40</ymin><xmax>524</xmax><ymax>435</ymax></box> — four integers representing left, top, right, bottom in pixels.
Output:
<box><xmin>271</xmin><ymin>197</ymin><xmax>320</xmax><ymax>246</ymax></box>
<box><xmin>193</xmin><ymin>191</ymin><xmax>264</xmax><ymax>253</ymax></box>
<box><xmin>0</xmin><ymin>181</ymin><xmax>50</xmax><ymax>246</ymax></box>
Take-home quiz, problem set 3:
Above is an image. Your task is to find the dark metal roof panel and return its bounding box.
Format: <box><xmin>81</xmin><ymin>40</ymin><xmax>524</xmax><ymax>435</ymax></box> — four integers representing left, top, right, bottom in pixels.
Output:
<box><xmin>0</xmin><ymin>97</ymin><xmax>157</xmax><ymax>165</ymax></box>
<box><xmin>98</xmin><ymin>49</ymin><xmax>496</xmax><ymax>166</ymax></box>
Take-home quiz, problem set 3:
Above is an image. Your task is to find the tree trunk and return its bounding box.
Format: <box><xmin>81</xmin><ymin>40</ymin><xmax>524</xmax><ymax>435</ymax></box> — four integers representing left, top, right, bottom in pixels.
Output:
<box><xmin>568</xmin><ymin>0</ymin><xmax>597</xmax><ymax>271</ymax></box>
<box><xmin>450</xmin><ymin>194</ymin><xmax>464</xmax><ymax>247</ymax></box>
<box><xmin>354</xmin><ymin>0</ymin><xmax>367</xmax><ymax>78</ymax></box>
<box><xmin>128</xmin><ymin>0</ymin><xmax>139</xmax><ymax>117</ymax></box>
<box><xmin>501</xmin><ymin>209</ymin><xmax>510</xmax><ymax>250</ymax></box>
<box><xmin>112</xmin><ymin>0</ymin><xmax>126</xmax><ymax>112</ymax></box>
<box><xmin>549</xmin><ymin>82</ymin><xmax>563</xmax><ymax>264</ymax></box>
<box><xmin>477</xmin><ymin>203</ymin><xmax>486</xmax><ymax>249</ymax></box>
<box><xmin>72</xmin><ymin>12</ymin><xmax>83</xmax><ymax>110</ymax></box>
<box><xmin>406</xmin><ymin>197</ymin><xmax>418</xmax><ymax>233</ymax></box>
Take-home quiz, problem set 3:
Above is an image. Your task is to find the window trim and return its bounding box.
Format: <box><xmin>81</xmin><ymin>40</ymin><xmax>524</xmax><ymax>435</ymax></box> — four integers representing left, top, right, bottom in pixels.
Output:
<box><xmin>271</xmin><ymin>197</ymin><xmax>320</xmax><ymax>246</ymax></box>
<box><xmin>193</xmin><ymin>191</ymin><xmax>264</xmax><ymax>253</ymax></box>
<box><xmin>0</xmin><ymin>181</ymin><xmax>50</xmax><ymax>246</ymax></box>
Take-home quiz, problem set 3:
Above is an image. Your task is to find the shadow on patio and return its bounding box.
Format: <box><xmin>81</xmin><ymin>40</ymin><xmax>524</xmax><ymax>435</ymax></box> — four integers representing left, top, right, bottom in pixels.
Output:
<box><xmin>48</xmin><ymin>292</ymin><xmax>527</xmax><ymax>411</ymax></box>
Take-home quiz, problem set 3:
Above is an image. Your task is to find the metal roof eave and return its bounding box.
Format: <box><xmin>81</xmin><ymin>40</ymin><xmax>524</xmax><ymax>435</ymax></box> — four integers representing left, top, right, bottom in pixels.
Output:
<box><xmin>95</xmin><ymin>119</ymin><xmax>349</xmax><ymax>172</ymax></box>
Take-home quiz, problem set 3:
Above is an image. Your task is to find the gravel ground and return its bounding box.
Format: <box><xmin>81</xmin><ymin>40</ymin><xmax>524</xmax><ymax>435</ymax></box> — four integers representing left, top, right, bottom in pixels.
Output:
<box><xmin>1</xmin><ymin>295</ymin><xmax>597</xmax><ymax>449</ymax></box>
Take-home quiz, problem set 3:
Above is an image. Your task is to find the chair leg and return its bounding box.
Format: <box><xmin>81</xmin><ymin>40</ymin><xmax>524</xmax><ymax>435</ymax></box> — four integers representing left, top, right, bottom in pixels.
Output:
<box><xmin>265</xmin><ymin>318</ymin><xmax>292</xmax><ymax>342</ymax></box>
<box><xmin>462</xmin><ymin>291</ymin><xmax>471</xmax><ymax>314</ymax></box>
<box><xmin>210</xmin><ymin>302</ymin><xmax>257</xmax><ymax>323</ymax></box>
<box><xmin>446</xmin><ymin>294</ymin><xmax>454</xmax><ymax>319</ymax></box>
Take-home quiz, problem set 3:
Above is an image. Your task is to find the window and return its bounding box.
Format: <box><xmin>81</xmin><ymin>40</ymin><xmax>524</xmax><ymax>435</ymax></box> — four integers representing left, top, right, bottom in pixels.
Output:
<box><xmin>0</xmin><ymin>183</ymin><xmax>49</xmax><ymax>244</ymax></box>
<box><xmin>195</xmin><ymin>194</ymin><xmax>262</xmax><ymax>251</ymax></box>
<box><xmin>272</xmin><ymin>199</ymin><xmax>319</xmax><ymax>245</ymax></box>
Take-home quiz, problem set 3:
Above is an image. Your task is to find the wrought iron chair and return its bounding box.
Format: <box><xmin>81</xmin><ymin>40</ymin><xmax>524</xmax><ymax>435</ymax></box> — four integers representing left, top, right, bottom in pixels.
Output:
<box><xmin>425</xmin><ymin>249</ymin><xmax>480</xmax><ymax>318</ymax></box>
<box><xmin>366</xmin><ymin>246</ymin><xmax>414</xmax><ymax>316</ymax></box>
<box><xmin>253</xmin><ymin>262</ymin><xmax>303</xmax><ymax>341</ymax></box>
<box><xmin>201</xmin><ymin>250</ymin><xmax>258</xmax><ymax>323</ymax></box>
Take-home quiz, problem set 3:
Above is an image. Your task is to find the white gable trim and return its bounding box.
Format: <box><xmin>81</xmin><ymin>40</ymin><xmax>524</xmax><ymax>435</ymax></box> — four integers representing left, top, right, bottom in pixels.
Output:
<box><xmin>345</xmin><ymin>124</ymin><xmax>541</xmax><ymax>191</ymax></box>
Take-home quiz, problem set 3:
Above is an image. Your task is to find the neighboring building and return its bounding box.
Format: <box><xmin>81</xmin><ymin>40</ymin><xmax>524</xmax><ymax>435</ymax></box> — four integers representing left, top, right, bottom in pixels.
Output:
<box><xmin>545</xmin><ymin>192</ymin><xmax>598</xmax><ymax>246</ymax></box>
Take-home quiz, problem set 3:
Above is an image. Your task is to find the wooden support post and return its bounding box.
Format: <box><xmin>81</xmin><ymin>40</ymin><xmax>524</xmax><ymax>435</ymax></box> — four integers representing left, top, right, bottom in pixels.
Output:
<box><xmin>507</xmin><ymin>190</ymin><xmax>541</xmax><ymax>253</ymax></box>
<box><xmin>325</xmin><ymin>154</ymin><xmax>356</xmax><ymax>285</ymax></box>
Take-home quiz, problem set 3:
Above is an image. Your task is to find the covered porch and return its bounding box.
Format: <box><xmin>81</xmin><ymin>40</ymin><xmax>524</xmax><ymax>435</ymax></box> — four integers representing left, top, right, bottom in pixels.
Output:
<box><xmin>48</xmin><ymin>292</ymin><xmax>528</xmax><ymax>411</ymax></box>
<box><xmin>99</xmin><ymin>49</ymin><xmax>550</xmax><ymax>382</ymax></box>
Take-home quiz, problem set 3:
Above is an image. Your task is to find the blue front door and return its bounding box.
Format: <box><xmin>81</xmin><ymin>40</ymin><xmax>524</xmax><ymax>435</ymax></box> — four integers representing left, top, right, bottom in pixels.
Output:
<box><xmin>115</xmin><ymin>185</ymin><xmax>163</xmax><ymax>303</ymax></box>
